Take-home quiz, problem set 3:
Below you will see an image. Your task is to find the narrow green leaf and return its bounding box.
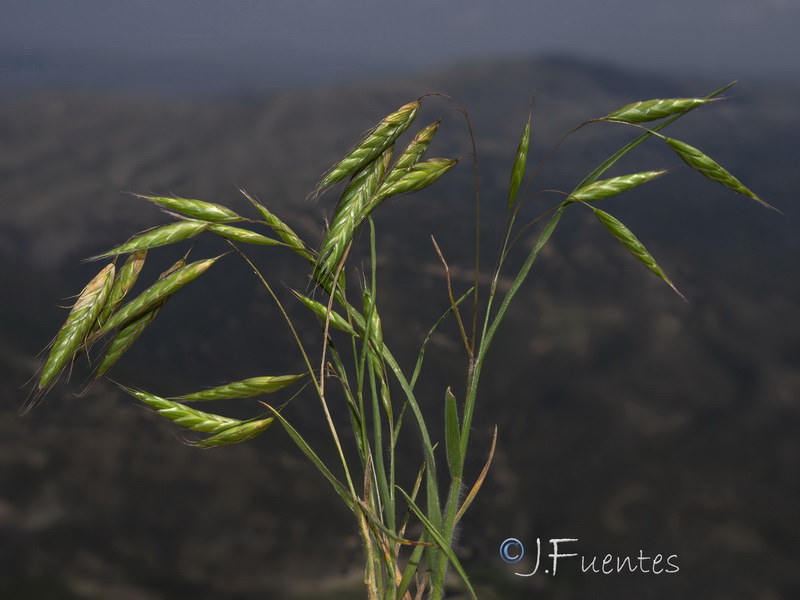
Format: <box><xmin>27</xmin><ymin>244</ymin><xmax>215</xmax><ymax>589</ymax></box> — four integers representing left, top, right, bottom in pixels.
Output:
<box><xmin>395</xmin><ymin>461</ymin><xmax>430</xmax><ymax>598</ymax></box>
<box><xmin>569</xmin><ymin>170</ymin><xmax>667</xmax><ymax>203</ymax></box>
<box><xmin>663</xmin><ymin>137</ymin><xmax>778</xmax><ymax>211</ymax></box>
<box><xmin>354</xmin><ymin>498</ymin><xmax>433</xmax><ymax>547</ymax></box>
<box><xmin>508</xmin><ymin>111</ymin><xmax>531</xmax><ymax>209</ymax></box>
<box><xmin>266</xmin><ymin>406</ymin><xmax>356</xmax><ymax>511</ymax></box>
<box><xmin>174</xmin><ymin>374</ymin><xmax>306</xmax><ymax>402</ymax></box>
<box><xmin>396</xmin><ymin>487</ymin><xmax>477</xmax><ymax>600</ymax></box>
<box><xmin>396</xmin><ymin>543</ymin><xmax>426</xmax><ymax>600</ymax></box>
<box><xmin>133</xmin><ymin>194</ymin><xmax>242</xmax><ymax>223</ymax></box>
<box><xmin>604</xmin><ymin>97</ymin><xmax>719</xmax><ymax>123</ymax></box>
<box><xmin>411</xmin><ymin>287</ymin><xmax>473</xmax><ymax>389</ymax></box>
<box><xmin>444</xmin><ymin>387</ymin><xmax>462</xmax><ymax>479</ymax></box>
<box><xmin>91</xmin><ymin>221</ymin><xmax>207</xmax><ymax>260</ymax></box>
<box><xmin>592</xmin><ymin>207</ymin><xmax>685</xmax><ymax>300</ymax></box>
<box><xmin>475</xmin><ymin>205</ymin><xmax>566</xmax><ymax>454</ymax></box>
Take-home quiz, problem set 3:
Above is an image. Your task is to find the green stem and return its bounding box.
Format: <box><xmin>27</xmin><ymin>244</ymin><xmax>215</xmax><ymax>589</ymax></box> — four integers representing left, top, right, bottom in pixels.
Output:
<box><xmin>429</xmin><ymin>204</ymin><xmax>566</xmax><ymax>599</ymax></box>
<box><xmin>233</xmin><ymin>245</ymin><xmax>358</xmax><ymax>498</ymax></box>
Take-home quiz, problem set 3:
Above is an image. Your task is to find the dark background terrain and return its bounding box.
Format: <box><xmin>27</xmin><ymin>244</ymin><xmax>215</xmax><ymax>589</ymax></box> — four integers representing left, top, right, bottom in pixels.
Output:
<box><xmin>1</xmin><ymin>53</ymin><xmax>799</xmax><ymax>599</ymax></box>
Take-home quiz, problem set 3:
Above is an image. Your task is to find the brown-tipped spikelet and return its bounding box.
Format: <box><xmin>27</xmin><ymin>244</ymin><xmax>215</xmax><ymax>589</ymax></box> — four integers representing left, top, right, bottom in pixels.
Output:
<box><xmin>569</xmin><ymin>170</ymin><xmax>667</xmax><ymax>204</ymax></box>
<box><xmin>604</xmin><ymin>97</ymin><xmax>718</xmax><ymax>123</ymax></box>
<box><xmin>317</xmin><ymin>147</ymin><xmax>390</xmax><ymax>279</ymax></box>
<box><xmin>39</xmin><ymin>263</ymin><xmax>116</xmax><ymax>389</ymax></box>
<box><xmin>100</xmin><ymin>256</ymin><xmax>222</xmax><ymax>332</ymax></box>
<box><xmin>368</xmin><ymin>157</ymin><xmax>458</xmax><ymax>213</ymax></box>
<box><xmin>134</xmin><ymin>194</ymin><xmax>242</xmax><ymax>223</ymax></box>
<box><xmin>663</xmin><ymin>137</ymin><xmax>778</xmax><ymax>211</ymax></box>
<box><xmin>174</xmin><ymin>374</ymin><xmax>306</xmax><ymax>402</ymax></box>
<box><xmin>317</xmin><ymin>100</ymin><xmax>420</xmax><ymax>191</ymax></box>
<box><xmin>381</xmin><ymin>120</ymin><xmax>440</xmax><ymax>188</ymax></box>
<box><xmin>91</xmin><ymin>221</ymin><xmax>208</xmax><ymax>260</ymax></box>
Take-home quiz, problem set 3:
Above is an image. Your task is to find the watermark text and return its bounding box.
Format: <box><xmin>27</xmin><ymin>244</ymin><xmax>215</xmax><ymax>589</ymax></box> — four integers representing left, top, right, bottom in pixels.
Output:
<box><xmin>499</xmin><ymin>537</ymin><xmax>679</xmax><ymax>576</ymax></box>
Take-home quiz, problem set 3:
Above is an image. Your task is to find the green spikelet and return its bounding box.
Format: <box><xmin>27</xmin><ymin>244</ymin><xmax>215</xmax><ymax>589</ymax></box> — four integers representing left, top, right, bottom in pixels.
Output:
<box><xmin>592</xmin><ymin>207</ymin><xmax>685</xmax><ymax>300</ymax></box>
<box><xmin>604</xmin><ymin>97</ymin><xmax>718</xmax><ymax>123</ymax></box>
<box><xmin>133</xmin><ymin>194</ymin><xmax>242</xmax><ymax>223</ymax></box>
<box><xmin>39</xmin><ymin>263</ymin><xmax>115</xmax><ymax>388</ymax></box>
<box><xmin>174</xmin><ymin>374</ymin><xmax>306</xmax><ymax>402</ymax></box>
<box><xmin>91</xmin><ymin>221</ymin><xmax>207</xmax><ymax>260</ymax></box>
<box><xmin>317</xmin><ymin>100</ymin><xmax>420</xmax><ymax>191</ymax></box>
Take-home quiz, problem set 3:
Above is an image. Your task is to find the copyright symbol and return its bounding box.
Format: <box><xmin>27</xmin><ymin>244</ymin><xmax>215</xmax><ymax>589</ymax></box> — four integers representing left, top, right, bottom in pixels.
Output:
<box><xmin>499</xmin><ymin>538</ymin><xmax>524</xmax><ymax>564</ymax></box>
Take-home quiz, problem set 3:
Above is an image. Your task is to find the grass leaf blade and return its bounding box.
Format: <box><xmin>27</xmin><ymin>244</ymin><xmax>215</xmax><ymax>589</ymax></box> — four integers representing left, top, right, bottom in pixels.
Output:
<box><xmin>444</xmin><ymin>387</ymin><xmax>462</xmax><ymax>479</ymax></box>
<box><xmin>265</xmin><ymin>405</ymin><xmax>356</xmax><ymax>511</ymax></box>
<box><xmin>396</xmin><ymin>487</ymin><xmax>477</xmax><ymax>600</ymax></box>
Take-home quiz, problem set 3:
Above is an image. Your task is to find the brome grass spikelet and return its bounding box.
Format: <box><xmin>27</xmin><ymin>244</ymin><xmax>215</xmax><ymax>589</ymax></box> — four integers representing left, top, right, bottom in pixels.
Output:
<box><xmin>39</xmin><ymin>263</ymin><xmax>115</xmax><ymax>388</ymax></box>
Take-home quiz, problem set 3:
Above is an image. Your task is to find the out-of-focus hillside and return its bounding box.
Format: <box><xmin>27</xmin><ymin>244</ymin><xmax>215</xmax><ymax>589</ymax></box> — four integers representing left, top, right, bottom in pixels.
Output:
<box><xmin>1</xmin><ymin>57</ymin><xmax>798</xmax><ymax>599</ymax></box>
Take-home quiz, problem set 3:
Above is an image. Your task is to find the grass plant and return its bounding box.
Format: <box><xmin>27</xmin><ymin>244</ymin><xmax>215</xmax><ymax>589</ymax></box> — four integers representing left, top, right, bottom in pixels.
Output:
<box><xmin>31</xmin><ymin>82</ymin><xmax>772</xmax><ymax>599</ymax></box>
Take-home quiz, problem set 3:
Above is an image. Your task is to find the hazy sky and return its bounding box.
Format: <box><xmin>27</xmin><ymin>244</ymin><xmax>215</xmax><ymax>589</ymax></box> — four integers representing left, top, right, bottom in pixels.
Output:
<box><xmin>2</xmin><ymin>0</ymin><xmax>799</xmax><ymax>93</ymax></box>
